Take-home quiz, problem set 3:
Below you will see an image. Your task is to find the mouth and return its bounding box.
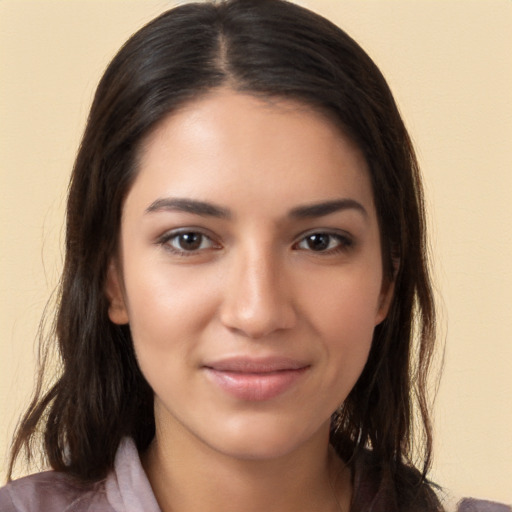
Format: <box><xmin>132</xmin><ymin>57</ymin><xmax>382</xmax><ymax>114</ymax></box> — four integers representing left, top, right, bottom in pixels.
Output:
<box><xmin>202</xmin><ymin>357</ymin><xmax>310</xmax><ymax>401</ymax></box>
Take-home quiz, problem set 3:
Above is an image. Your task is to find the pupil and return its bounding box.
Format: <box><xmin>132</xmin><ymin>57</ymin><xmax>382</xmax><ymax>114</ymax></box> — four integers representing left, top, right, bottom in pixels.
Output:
<box><xmin>307</xmin><ymin>234</ymin><xmax>329</xmax><ymax>251</ymax></box>
<box><xmin>179</xmin><ymin>232</ymin><xmax>201</xmax><ymax>250</ymax></box>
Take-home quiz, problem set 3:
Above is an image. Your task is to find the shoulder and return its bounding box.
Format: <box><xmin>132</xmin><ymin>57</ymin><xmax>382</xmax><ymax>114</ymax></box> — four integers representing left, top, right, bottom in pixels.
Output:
<box><xmin>455</xmin><ymin>498</ymin><xmax>512</xmax><ymax>512</ymax></box>
<box><xmin>0</xmin><ymin>471</ymin><xmax>112</xmax><ymax>512</ymax></box>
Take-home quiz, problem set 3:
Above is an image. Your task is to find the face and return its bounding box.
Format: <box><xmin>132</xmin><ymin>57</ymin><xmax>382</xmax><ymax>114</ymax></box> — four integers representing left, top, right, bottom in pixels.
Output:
<box><xmin>107</xmin><ymin>89</ymin><xmax>393</xmax><ymax>461</ymax></box>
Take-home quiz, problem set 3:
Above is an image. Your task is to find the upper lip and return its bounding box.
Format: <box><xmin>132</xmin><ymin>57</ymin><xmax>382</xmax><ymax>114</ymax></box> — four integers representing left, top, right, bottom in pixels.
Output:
<box><xmin>203</xmin><ymin>356</ymin><xmax>310</xmax><ymax>373</ymax></box>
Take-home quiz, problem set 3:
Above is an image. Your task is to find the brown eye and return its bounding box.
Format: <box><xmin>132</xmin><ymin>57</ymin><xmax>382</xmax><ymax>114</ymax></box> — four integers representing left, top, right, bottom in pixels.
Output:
<box><xmin>175</xmin><ymin>232</ymin><xmax>203</xmax><ymax>251</ymax></box>
<box><xmin>161</xmin><ymin>230</ymin><xmax>217</xmax><ymax>254</ymax></box>
<box><xmin>295</xmin><ymin>232</ymin><xmax>352</xmax><ymax>253</ymax></box>
<box><xmin>304</xmin><ymin>234</ymin><xmax>330</xmax><ymax>251</ymax></box>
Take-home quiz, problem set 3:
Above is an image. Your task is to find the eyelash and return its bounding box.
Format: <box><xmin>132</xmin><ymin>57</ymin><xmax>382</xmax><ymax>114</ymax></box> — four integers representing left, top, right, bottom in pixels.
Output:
<box><xmin>156</xmin><ymin>229</ymin><xmax>354</xmax><ymax>257</ymax></box>
<box><xmin>157</xmin><ymin>229</ymin><xmax>220</xmax><ymax>257</ymax></box>
<box><xmin>293</xmin><ymin>231</ymin><xmax>354</xmax><ymax>255</ymax></box>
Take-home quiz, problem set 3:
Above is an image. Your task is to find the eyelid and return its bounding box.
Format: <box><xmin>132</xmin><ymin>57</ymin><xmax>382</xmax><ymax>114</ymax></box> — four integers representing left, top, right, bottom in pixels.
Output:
<box><xmin>156</xmin><ymin>227</ymin><xmax>222</xmax><ymax>255</ymax></box>
<box><xmin>292</xmin><ymin>229</ymin><xmax>354</xmax><ymax>253</ymax></box>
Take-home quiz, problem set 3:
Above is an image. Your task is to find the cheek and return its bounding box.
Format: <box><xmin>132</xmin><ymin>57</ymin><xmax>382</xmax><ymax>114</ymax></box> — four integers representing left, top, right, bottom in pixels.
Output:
<box><xmin>305</xmin><ymin>264</ymin><xmax>383</xmax><ymax>336</ymax></box>
<box><xmin>124</xmin><ymin>261</ymin><xmax>216</xmax><ymax>329</ymax></box>
<box><xmin>123</xmin><ymin>275</ymin><xmax>203</xmax><ymax>406</ymax></box>
<box><xmin>121</xmin><ymin>263</ymin><xmax>220</xmax><ymax>373</ymax></box>
<box><xmin>304</xmin><ymin>268</ymin><xmax>382</xmax><ymax>392</ymax></box>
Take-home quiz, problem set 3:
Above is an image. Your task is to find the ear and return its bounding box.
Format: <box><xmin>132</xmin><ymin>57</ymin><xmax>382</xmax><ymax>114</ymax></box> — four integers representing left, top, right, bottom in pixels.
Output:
<box><xmin>105</xmin><ymin>260</ymin><xmax>129</xmax><ymax>325</ymax></box>
<box><xmin>375</xmin><ymin>257</ymin><xmax>399</xmax><ymax>325</ymax></box>
<box><xmin>375</xmin><ymin>278</ymin><xmax>395</xmax><ymax>325</ymax></box>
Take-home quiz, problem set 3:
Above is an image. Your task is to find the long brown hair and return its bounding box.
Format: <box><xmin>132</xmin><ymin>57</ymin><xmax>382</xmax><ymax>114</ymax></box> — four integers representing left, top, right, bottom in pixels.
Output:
<box><xmin>9</xmin><ymin>0</ymin><xmax>440</xmax><ymax>509</ymax></box>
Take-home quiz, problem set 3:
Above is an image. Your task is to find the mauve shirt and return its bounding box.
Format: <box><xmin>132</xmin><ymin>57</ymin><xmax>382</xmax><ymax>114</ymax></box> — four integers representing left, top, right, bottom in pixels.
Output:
<box><xmin>0</xmin><ymin>438</ymin><xmax>510</xmax><ymax>512</ymax></box>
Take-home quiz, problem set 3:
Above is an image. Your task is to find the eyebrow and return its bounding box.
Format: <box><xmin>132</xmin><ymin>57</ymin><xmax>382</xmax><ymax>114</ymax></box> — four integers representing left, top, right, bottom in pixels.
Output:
<box><xmin>144</xmin><ymin>197</ymin><xmax>367</xmax><ymax>220</ymax></box>
<box><xmin>289</xmin><ymin>199</ymin><xmax>368</xmax><ymax>219</ymax></box>
<box><xmin>145</xmin><ymin>197</ymin><xmax>231</xmax><ymax>218</ymax></box>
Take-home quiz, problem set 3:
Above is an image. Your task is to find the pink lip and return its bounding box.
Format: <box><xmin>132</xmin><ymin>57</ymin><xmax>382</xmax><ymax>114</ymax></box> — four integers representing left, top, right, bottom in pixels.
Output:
<box><xmin>203</xmin><ymin>357</ymin><xmax>309</xmax><ymax>401</ymax></box>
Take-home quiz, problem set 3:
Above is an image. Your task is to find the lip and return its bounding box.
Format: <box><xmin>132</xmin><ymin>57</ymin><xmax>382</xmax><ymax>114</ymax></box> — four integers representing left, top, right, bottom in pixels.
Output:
<box><xmin>203</xmin><ymin>357</ymin><xmax>310</xmax><ymax>401</ymax></box>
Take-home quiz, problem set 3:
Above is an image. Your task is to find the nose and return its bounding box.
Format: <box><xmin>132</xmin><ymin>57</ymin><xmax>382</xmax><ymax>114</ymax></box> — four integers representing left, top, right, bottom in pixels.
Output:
<box><xmin>219</xmin><ymin>246</ymin><xmax>297</xmax><ymax>339</ymax></box>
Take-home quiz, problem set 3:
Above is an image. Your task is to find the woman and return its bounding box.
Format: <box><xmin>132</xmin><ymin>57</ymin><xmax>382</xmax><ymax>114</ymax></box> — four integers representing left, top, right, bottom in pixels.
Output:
<box><xmin>0</xmin><ymin>1</ymin><xmax>507</xmax><ymax>511</ymax></box>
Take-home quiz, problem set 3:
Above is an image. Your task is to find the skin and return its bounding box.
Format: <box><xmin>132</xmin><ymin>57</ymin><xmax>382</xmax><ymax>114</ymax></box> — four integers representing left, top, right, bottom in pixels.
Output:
<box><xmin>107</xmin><ymin>89</ymin><xmax>394</xmax><ymax>512</ymax></box>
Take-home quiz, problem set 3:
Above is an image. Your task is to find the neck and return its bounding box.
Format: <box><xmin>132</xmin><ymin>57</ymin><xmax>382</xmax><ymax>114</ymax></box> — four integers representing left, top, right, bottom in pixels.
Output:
<box><xmin>142</xmin><ymin>414</ymin><xmax>351</xmax><ymax>512</ymax></box>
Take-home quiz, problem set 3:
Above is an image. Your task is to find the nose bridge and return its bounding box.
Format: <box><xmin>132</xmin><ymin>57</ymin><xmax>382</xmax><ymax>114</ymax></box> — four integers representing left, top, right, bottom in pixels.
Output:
<box><xmin>220</xmin><ymin>240</ymin><xmax>295</xmax><ymax>338</ymax></box>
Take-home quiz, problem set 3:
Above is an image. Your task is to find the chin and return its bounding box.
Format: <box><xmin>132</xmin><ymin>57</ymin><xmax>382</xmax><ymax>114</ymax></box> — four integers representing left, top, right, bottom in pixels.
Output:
<box><xmin>197</xmin><ymin>414</ymin><xmax>330</xmax><ymax>462</ymax></box>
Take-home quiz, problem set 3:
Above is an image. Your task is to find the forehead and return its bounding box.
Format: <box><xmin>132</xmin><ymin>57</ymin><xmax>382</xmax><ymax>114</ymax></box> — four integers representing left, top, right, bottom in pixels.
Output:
<box><xmin>129</xmin><ymin>88</ymin><xmax>375</xmax><ymax>218</ymax></box>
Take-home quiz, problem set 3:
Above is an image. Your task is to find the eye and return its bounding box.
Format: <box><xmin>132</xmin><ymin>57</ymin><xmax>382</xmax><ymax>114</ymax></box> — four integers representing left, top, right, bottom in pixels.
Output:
<box><xmin>294</xmin><ymin>232</ymin><xmax>353</xmax><ymax>253</ymax></box>
<box><xmin>159</xmin><ymin>230</ymin><xmax>219</xmax><ymax>255</ymax></box>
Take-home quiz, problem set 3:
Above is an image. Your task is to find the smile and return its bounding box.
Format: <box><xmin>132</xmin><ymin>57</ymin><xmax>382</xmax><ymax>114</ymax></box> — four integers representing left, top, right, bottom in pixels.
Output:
<box><xmin>203</xmin><ymin>357</ymin><xmax>310</xmax><ymax>401</ymax></box>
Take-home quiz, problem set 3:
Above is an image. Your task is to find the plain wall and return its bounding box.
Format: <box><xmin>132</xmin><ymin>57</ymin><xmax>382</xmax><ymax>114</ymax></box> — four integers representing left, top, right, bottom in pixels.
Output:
<box><xmin>1</xmin><ymin>0</ymin><xmax>511</xmax><ymax>504</ymax></box>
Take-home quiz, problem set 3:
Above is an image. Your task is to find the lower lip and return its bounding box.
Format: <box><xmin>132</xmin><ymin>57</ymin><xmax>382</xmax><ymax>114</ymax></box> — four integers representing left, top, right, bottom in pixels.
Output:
<box><xmin>204</xmin><ymin>367</ymin><xmax>308</xmax><ymax>401</ymax></box>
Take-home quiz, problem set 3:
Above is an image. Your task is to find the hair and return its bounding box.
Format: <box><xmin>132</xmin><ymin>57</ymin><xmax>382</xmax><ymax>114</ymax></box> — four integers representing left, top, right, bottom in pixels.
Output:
<box><xmin>9</xmin><ymin>0</ymin><xmax>440</xmax><ymax>509</ymax></box>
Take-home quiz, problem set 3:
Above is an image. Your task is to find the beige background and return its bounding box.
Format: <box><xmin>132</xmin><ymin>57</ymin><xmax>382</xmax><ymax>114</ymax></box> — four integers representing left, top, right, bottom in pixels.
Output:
<box><xmin>1</xmin><ymin>0</ymin><xmax>511</xmax><ymax>504</ymax></box>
